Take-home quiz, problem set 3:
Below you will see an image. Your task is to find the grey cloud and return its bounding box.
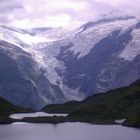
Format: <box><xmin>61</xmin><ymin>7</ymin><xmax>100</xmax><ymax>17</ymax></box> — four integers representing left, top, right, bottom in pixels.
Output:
<box><xmin>0</xmin><ymin>0</ymin><xmax>23</xmax><ymax>24</ymax></box>
<box><xmin>0</xmin><ymin>5</ymin><xmax>23</xmax><ymax>12</ymax></box>
<box><xmin>0</xmin><ymin>0</ymin><xmax>22</xmax><ymax>11</ymax></box>
<box><xmin>0</xmin><ymin>0</ymin><xmax>140</xmax><ymax>28</ymax></box>
<box><xmin>0</xmin><ymin>16</ymin><xmax>11</xmax><ymax>23</ymax></box>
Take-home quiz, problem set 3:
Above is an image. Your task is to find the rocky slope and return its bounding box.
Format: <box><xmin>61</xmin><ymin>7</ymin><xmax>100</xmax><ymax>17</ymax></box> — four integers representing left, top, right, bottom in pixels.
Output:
<box><xmin>41</xmin><ymin>16</ymin><xmax>140</xmax><ymax>98</ymax></box>
<box><xmin>0</xmin><ymin>40</ymin><xmax>65</xmax><ymax>110</ymax></box>
<box><xmin>30</xmin><ymin>16</ymin><xmax>140</xmax><ymax>100</ymax></box>
<box><xmin>57</xmin><ymin>17</ymin><xmax>140</xmax><ymax>96</ymax></box>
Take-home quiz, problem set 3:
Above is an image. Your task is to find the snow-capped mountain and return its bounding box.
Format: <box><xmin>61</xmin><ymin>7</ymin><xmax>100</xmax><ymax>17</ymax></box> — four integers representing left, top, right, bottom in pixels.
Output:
<box><xmin>57</xmin><ymin>16</ymin><xmax>140</xmax><ymax>96</ymax></box>
<box><xmin>42</xmin><ymin>15</ymin><xmax>140</xmax><ymax>97</ymax></box>
<box><xmin>58</xmin><ymin>16</ymin><xmax>140</xmax><ymax>96</ymax></box>
<box><xmin>0</xmin><ymin>14</ymin><xmax>140</xmax><ymax>109</ymax></box>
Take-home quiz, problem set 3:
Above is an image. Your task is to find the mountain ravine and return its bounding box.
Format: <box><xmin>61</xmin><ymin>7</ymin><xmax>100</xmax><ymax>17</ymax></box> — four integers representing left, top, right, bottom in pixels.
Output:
<box><xmin>0</xmin><ymin>15</ymin><xmax>140</xmax><ymax>109</ymax></box>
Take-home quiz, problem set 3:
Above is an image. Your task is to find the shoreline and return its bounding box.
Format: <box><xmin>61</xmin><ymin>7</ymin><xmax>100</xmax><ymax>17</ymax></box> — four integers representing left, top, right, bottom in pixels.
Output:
<box><xmin>0</xmin><ymin>115</ymin><xmax>140</xmax><ymax>128</ymax></box>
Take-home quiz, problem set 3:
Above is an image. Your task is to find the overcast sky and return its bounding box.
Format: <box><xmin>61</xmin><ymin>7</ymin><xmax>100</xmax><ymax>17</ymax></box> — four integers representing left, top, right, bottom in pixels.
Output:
<box><xmin>0</xmin><ymin>0</ymin><xmax>140</xmax><ymax>29</ymax></box>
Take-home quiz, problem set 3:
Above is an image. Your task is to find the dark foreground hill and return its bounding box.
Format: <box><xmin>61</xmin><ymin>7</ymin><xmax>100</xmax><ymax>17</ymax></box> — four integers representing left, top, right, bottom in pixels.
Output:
<box><xmin>43</xmin><ymin>80</ymin><xmax>140</xmax><ymax>127</ymax></box>
<box><xmin>0</xmin><ymin>97</ymin><xmax>32</xmax><ymax>124</ymax></box>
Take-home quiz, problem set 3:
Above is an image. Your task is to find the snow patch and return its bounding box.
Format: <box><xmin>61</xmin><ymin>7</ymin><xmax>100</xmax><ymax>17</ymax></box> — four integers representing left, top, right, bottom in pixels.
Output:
<box><xmin>69</xmin><ymin>19</ymin><xmax>138</xmax><ymax>59</ymax></box>
<box><xmin>119</xmin><ymin>28</ymin><xmax>140</xmax><ymax>61</ymax></box>
<box><xmin>59</xmin><ymin>84</ymin><xmax>85</xmax><ymax>101</ymax></box>
<box><xmin>115</xmin><ymin>119</ymin><xmax>126</xmax><ymax>124</ymax></box>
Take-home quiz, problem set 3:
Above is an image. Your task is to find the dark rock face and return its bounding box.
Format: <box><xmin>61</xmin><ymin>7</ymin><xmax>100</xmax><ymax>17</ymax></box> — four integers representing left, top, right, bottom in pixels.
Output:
<box><xmin>0</xmin><ymin>40</ymin><xmax>65</xmax><ymax>110</ymax></box>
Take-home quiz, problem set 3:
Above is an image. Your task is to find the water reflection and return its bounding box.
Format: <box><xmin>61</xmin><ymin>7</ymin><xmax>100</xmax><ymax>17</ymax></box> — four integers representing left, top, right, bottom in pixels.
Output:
<box><xmin>0</xmin><ymin>123</ymin><xmax>140</xmax><ymax>140</ymax></box>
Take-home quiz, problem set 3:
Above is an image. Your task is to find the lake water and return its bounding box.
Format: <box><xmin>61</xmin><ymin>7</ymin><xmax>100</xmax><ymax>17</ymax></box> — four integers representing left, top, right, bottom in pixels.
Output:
<box><xmin>0</xmin><ymin>122</ymin><xmax>140</xmax><ymax>140</ymax></box>
<box><xmin>10</xmin><ymin>112</ymin><xmax>67</xmax><ymax>119</ymax></box>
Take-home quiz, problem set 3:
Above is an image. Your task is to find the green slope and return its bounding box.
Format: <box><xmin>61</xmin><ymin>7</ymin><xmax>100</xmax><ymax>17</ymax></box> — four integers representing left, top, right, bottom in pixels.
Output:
<box><xmin>42</xmin><ymin>100</ymin><xmax>80</xmax><ymax>113</ymax></box>
<box><xmin>43</xmin><ymin>80</ymin><xmax>140</xmax><ymax>127</ymax></box>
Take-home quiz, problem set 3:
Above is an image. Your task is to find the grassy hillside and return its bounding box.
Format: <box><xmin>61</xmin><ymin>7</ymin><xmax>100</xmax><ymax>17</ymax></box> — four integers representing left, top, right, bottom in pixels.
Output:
<box><xmin>42</xmin><ymin>100</ymin><xmax>80</xmax><ymax>113</ymax></box>
<box><xmin>43</xmin><ymin>80</ymin><xmax>140</xmax><ymax>127</ymax></box>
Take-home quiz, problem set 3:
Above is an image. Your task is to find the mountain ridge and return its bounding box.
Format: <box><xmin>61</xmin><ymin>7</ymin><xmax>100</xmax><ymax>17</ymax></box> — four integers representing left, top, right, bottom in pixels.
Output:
<box><xmin>0</xmin><ymin>15</ymin><xmax>140</xmax><ymax>109</ymax></box>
